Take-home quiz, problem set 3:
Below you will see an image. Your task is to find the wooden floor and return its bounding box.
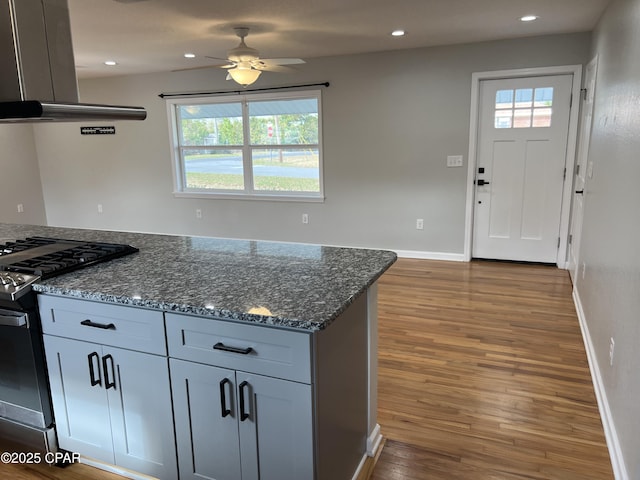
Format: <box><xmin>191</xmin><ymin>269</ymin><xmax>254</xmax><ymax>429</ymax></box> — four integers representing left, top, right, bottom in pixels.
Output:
<box><xmin>0</xmin><ymin>259</ymin><xmax>613</xmax><ymax>479</ymax></box>
<box><xmin>372</xmin><ymin>259</ymin><xmax>613</xmax><ymax>480</ymax></box>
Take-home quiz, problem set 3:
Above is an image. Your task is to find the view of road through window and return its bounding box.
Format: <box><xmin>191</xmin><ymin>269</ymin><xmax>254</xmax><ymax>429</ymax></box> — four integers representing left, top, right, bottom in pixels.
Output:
<box><xmin>171</xmin><ymin>92</ymin><xmax>322</xmax><ymax>196</ymax></box>
<box><xmin>184</xmin><ymin>148</ymin><xmax>319</xmax><ymax>192</ymax></box>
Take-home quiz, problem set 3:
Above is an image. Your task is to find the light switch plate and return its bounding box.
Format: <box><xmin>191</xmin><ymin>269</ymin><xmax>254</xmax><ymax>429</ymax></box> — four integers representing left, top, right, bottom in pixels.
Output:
<box><xmin>447</xmin><ymin>155</ymin><xmax>463</xmax><ymax>167</ymax></box>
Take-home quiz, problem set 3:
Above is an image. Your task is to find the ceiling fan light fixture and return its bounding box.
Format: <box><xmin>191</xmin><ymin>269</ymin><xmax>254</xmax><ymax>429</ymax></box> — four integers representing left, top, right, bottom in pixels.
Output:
<box><xmin>228</xmin><ymin>67</ymin><xmax>261</xmax><ymax>87</ymax></box>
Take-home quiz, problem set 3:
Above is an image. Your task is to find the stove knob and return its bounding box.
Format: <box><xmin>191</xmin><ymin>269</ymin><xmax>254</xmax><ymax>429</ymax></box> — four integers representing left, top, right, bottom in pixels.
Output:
<box><xmin>11</xmin><ymin>275</ymin><xmax>25</xmax><ymax>287</ymax></box>
<box><xmin>0</xmin><ymin>273</ymin><xmax>10</xmax><ymax>285</ymax></box>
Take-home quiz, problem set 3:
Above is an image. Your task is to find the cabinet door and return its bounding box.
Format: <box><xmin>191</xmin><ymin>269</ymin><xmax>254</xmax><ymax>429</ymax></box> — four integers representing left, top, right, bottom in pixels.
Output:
<box><xmin>170</xmin><ymin>358</ymin><xmax>242</xmax><ymax>480</ymax></box>
<box><xmin>107</xmin><ymin>347</ymin><xmax>178</xmax><ymax>479</ymax></box>
<box><xmin>237</xmin><ymin>373</ymin><xmax>314</xmax><ymax>480</ymax></box>
<box><xmin>43</xmin><ymin>335</ymin><xmax>114</xmax><ymax>464</ymax></box>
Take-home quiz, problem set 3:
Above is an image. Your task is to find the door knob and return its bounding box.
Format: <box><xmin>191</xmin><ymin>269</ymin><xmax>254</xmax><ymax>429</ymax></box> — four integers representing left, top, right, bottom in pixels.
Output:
<box><xmin>476</xmin><ymin>179</ymin><xmax>490</xmax><ymax>186</ymax></box>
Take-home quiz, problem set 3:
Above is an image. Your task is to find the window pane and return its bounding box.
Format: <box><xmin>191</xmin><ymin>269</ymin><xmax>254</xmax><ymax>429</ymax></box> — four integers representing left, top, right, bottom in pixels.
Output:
<box><xmin>249</xmin><ymin>99</ymin><xmax>319</xmax><ymax>145</ymax></box>
<box><xmin>183</xmin><ymin>148</ymin><xmax>244</xmax><ymax>190</ymax></box>
<box><xmin>495</xmin><ymin>90</ymin><xmax>514</xmax><ymax>109</ymax></box>
<box><xmin>533</xmin><ymin>107</ymin><xmax>552</xmax><ymax>127</ymax></box>
<box><xmin>495</xmin><ymin>110</ymin><xmax>513</xmax><ymax>128</ymax></box>
<box><xmin>514</xmin><ymin>89</ymin><xmax>533</xmax><ymax>108</ymax></box>
<box><xmin>178</xmin><ymin>103</ymin><xmax>243</xmax><ymax>146</ymax></box>
<box><xmin>534</xmin><ymin>87</ymin><xmax>554</xmax><ymax>107</ymax></box>
<box><xmin>514</xmin><ymin>108</ymin><xmax>532</xmax><ymax>128</ymax></box>
<box><xmin>252</xmin><ymin>148</ymin><xmax>320</xmax><ymax>192</ymax></box>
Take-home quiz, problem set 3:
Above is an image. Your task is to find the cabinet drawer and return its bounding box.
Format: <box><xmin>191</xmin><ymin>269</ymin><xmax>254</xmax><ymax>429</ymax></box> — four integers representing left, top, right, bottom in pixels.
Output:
<box><xmin>166</xmin><ymin>313</ymin><xmax>312</xmax><ymax>384</ymax></box>
<box><xmin>38</xmin><ymin>295</ymin><xmax>166</xmax><ymax>355</ymax></box>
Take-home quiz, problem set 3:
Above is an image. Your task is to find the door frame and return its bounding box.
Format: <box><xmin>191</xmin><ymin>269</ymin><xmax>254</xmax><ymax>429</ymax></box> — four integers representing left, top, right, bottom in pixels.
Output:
<box><xmin>568</xmin><ymin>55</ymin><xmax>598</xmax><ymax>281</ymax></box>
<box><xmin>463</xmin><ymin>65</ymin><xmax>583</xmax><ymax>266</ymax></box>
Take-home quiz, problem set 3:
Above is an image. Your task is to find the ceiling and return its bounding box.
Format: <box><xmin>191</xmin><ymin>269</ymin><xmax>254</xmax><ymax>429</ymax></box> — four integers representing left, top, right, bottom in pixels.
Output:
<box><xmin>68</xmin><ymin>0</ymin><xmax>612</xmax><ymax>79</ymax></box>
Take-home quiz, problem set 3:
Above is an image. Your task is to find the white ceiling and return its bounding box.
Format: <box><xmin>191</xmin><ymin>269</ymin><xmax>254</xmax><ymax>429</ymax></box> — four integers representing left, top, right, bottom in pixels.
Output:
<box><xmin>68</xmin><ymin>0</ymin><xmax>612</xmax><ymax>79</ymax></box>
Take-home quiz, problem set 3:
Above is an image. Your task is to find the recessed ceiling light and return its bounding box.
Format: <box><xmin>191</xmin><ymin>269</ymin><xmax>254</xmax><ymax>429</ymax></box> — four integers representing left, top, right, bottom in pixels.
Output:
<box><xmin>184</xmin><ymin>53</ymin><xmax>196</xmax><ymax>58</ymax></box>
<box><xmin>520</xmin><ymin>15</ymin><xmax>538</xmax><ymax>22</ymax></box>
<box><xmin>104</xmin><ymin>60</ymin><xmax>118</xmax><ymax>66</ymax></box>
<box><xmin>391</xmin><ymin>30</ymin><xmax>406</xmax><ymax>37</ymax></box>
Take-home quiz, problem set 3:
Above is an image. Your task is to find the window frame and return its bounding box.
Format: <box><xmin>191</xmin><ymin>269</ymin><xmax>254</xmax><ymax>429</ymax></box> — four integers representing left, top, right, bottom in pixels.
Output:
<box><xmin>167</xmin><ymin>90</ymin><xmax>324</xmax><ymax>202</ymax></box>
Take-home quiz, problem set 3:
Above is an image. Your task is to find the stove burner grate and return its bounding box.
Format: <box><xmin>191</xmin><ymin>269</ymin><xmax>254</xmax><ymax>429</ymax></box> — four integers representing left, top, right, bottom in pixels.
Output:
<box><xmin>0</xmin><ymin>236</ymin><xmax>138</xmax><ymax>279</ymax></box>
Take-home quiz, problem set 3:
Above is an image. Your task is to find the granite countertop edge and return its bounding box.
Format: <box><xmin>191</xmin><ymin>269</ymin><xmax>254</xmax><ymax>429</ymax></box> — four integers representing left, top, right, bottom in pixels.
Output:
<box><xmin>3</xmin><ymin>223</ymin><xmax>397</xmax><ymax>333</ymax></box>
<box><xmin>31</xmin><ymin>257</ymin><xmax>395</xmax><ymax>332</ymax></box>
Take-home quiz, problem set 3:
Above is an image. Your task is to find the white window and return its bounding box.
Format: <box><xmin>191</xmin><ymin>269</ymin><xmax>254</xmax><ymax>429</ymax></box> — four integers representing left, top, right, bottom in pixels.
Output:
<box><xmin>494</xmin><ymin>87</ymin><xmax>553</xmax><ymax>129</ymax></box>
<box><xmin>167</xmin><ymin>90</ymin><xmax>323</xmax><ymax>201</ymax></box>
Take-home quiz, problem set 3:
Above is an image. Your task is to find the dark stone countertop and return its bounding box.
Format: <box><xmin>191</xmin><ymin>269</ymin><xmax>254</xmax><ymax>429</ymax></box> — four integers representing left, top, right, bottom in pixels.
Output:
<box><xmin>0</xmin><ymin>223</ymin><xmax>396</xmax><ymax>331</ymax></box>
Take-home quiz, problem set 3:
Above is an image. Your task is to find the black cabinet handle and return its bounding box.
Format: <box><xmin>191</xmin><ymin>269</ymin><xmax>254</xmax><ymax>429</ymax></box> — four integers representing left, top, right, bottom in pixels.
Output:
<box><xmin>81</xmin><ymin>319</ymin><xmax>116</xmax><ymax>330</ymax></box>
<box><xmin>88</xmin><ymin>352</ymin><xmax>101</xmax><ymax>387</ymax></box>
<box><xmin>102</xmin><ymin>354</ymin><xmax>116</xmax><ymax>390</ymax></box>
<box><xmin>239</xmin><ymin>381</ymin><xmax>250</xmax><ymax>422</ymax></box>
<box><xmin>575</xmin><ymin>189</ymin><xmax>584</xmax><ymax>195</ymax></box>
<box><xmin>213</xmin><ymin>342</ymin><xmax>253</xmax><ymax>355</ymax></box>
<box><xmin>220</xmin><ymin>378</ymin><xmax>232</xmax><ymax>418</ymax></box>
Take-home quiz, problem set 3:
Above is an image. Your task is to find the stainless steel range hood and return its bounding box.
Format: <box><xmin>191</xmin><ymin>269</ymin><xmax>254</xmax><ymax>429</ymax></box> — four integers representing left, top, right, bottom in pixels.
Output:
<box><xmin>0</xmin><ymin>0</ymin><xmax>146</xmax><ymax>123</ymax></box>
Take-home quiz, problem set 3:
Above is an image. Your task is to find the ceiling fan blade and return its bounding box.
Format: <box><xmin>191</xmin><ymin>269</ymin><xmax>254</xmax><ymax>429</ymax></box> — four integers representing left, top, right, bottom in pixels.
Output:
<box><xmin>205</xmin><ymin>55</ymin><xmax>232</xmax><ymax>62</ymax></box>
<box><xmin>253</xmin><ymin>64</ymin><xmax>298</xmax><ymax>73</ymax></box>
<box><xmin>172</xmin><ymin>64</ymin><xmax>220</xmax><ymax>72</ymax></box>
<box><xmin>259</xmin><ymin>58</ymin><xmax>306</xmax><ymax>66</ymax></box>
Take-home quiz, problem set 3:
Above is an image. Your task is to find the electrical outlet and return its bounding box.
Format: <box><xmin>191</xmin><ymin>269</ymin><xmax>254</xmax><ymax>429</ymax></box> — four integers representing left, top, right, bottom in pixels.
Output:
<box><xmin>302</xmin><ymin>213</ymin><xmax>309</xmax><ymax>224</ymax></box>
<box><xmin>416</xmin><ymin>219</ymin><xmax>424</xmax><ymax>230</ymax></box>
<box><xmin>609</xmin><ymin>338</ymin><xmax>615</xmax><ymax>366</ymax></box>
<box><xmin>97</xmin><ymin>204</ymin><xmax>103</xmax><ymax>214</ymax></box>
<box><xmin>17</xmin><ymin>204</ymin><xmax>24</xmax><ymax>213</ymax></box>
<box><xmin>196</xmin><ymin>209</ymin><xmax>202</xmax><ymax>219</ymax></box>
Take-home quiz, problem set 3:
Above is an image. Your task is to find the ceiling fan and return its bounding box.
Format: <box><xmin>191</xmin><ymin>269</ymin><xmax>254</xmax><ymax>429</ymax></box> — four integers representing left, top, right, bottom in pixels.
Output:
<box><xmin>209</xmin><ymin>27</ymin><xmax>305</xmax><ymax>87</ymax></box>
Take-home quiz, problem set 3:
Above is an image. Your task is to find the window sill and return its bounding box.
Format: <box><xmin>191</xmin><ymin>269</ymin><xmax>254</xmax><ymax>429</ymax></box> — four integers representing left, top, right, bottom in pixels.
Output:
<box><xmin>173</xmin><ymin>191</ymin><xmax>325</xmax><ymax>203</ymax></box>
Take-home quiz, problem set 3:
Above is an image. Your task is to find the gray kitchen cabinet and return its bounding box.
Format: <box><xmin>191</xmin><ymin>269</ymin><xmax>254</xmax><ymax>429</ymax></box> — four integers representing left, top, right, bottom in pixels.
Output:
<box><xmin>168</xmin><ymin>322</ymin><xmax>314</xmax><ymax>480</ymax></box>
<box><xmin>236</xmin><ymin>371</ymin><xmax>313</xmax><ymax>480</ymax></box>
<box><xmin>39</xmin><ymin>295</ymin><xmax>177</xmax><ymax>480</ymax></box>
<box><xmin>170</xmin><ymin>359</ymin><xmax>242</xmax><ymax>480</ymax></box>
<box><xmin>43</xmin><ymin>336</ymin><xmax>113</xmax><ymax>462</ymax></box>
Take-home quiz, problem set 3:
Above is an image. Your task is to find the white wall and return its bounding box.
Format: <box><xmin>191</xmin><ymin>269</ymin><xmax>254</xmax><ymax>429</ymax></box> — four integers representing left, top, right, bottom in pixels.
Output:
<box><xmin>33</xmin><ymin>33</ymin><xmax>590</xmax><ymax>254</ymax></box>
<box><xmin>0</xmin><ymin>125</ymin><xmax>47</xmax><ymax>225</ymax></box>
<box><xmin>576</xmin><ymin>0</ymin><xmax>640</xmax><ymax>477</ymax></box>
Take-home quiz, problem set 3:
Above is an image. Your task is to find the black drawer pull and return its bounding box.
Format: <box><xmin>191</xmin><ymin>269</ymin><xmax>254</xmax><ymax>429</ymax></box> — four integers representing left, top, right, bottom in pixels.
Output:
<box><xmin>102</xmin><ymin>354</ymin><xmax>116</xmax><ymax>390</ymax></box>
<box><xmin>220</xmin><ymin>378</ymin><xmax>231</xmax><ymax>418</ymax></box>
<box><xmin>81</xmin><ymin>319</ymin><xmax>116</xmax><ymax>330</ymax></box>
<box><xmin>213</xmin><ymin>342</ymin><xmax>253</xmax><ymax>355</ymax></box>
<box><xmin>239</xmin><ymin>381</ymin><xmax>250</xmax><ymax>422</ymax></box>
<box><xmin>88</xmin><ymin>352</ymin><xmax>101</xmax><ymax>387</ymax></box>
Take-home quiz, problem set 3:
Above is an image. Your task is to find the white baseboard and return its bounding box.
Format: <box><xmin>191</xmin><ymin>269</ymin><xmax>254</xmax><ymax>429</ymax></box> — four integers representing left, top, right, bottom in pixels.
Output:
<box><xmin>572</xmin><ymin>288</ymin><xmax>629</xmax><ymax>480</ymax></box>
<box><xmin>394</xmin><ymin>249</ymin><xmax>466</xmax><ymax>261</ymax></box>
<box><xmin>80</xmin><ymin>456</ymin><xmax>155</xmax><ymax>480</ymax></box>
<box><xmin>367</xmin><ymin>423</ymin><xmax>382</xmax><ymax>456</ymax></box>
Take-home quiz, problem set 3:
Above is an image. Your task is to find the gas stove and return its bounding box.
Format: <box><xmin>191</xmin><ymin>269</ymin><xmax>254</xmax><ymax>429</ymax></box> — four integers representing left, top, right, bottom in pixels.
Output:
<box><xmin>0</xmin><ymin>235</ymin><xmax>140</xmax><ymax>450</ymax></box>
<box><xmin>0</xmin><ymin>236</ymin><xmax>138</xmax><ymax>301</ymax></box>
<box><xmin>0</xmin><ymin>271</ymin><xmax>40</xmax><ymax>301</ymax></box>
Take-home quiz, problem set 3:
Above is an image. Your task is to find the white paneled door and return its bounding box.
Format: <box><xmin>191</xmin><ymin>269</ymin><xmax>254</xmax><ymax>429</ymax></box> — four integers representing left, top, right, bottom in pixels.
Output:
<box><xmin>568</xmin><ymin>58</ymin><xmax>597</xmax><ymax>281</ymax></box>
<box><xmin>473</xmin><ymin>74</ymin><xmax>573</xmax><ymax>263</ymax></box>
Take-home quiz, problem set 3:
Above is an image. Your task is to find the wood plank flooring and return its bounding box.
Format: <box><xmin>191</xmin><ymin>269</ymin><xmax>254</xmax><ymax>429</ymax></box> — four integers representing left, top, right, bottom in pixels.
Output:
<box><xmin>372</xmin><ymin>258</ymin><xmax>613</xmax><ymax>479</ymax></box>
<box><xmin>0</xmin><ymin>258</ymin><xmax>613</xmax><ymax>479</ymax></box>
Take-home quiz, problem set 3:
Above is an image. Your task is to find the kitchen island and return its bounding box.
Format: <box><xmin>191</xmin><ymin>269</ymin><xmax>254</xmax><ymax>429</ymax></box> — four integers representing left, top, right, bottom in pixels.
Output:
<box><xmin>0</xmin><ymin>223</ymin><xmax>396</xmax><ymax>480</ymax></box>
